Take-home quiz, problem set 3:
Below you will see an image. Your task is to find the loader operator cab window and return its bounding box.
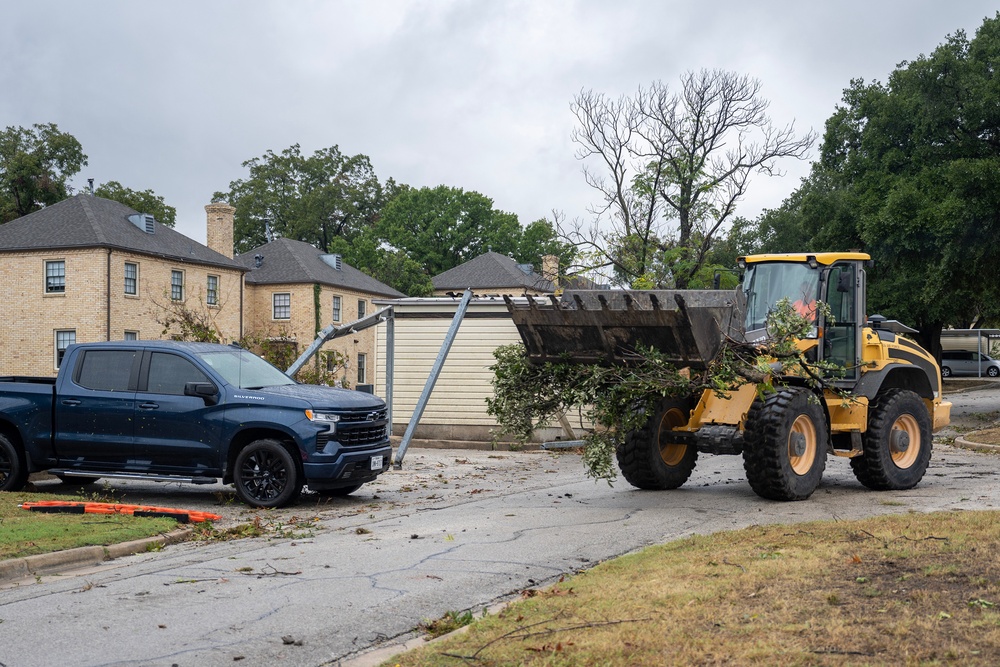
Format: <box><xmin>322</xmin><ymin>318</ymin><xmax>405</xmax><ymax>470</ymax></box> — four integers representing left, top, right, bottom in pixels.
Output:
<box><xmin>822</xmin><ymin>263</ymin><xmax>858</xmax><ymax>380</ymax></box>
<box><xmin>742</xmin><ymin>262</ymin><xmax>821</xmax><ymax>340</ymax></box>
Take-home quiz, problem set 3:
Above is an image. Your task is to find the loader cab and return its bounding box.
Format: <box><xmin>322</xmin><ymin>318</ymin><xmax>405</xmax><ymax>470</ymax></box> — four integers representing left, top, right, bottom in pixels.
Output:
<box><xmin>739</xmin><ymin>253</ymin><xmax>870</xmax><ymax>383</ymax></box>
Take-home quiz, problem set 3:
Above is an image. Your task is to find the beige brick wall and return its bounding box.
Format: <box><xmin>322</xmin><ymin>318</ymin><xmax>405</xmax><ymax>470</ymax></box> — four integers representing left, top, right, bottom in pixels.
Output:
<box><xmin>243</xmin><ymin>282</ymin><xmax>382</xmax><ymax>385</ymax></box>
<box><xmin>115</xmin><ymin>251</ymin><xmax>243</xmax><ymax>343</ymax></box>
<box><xmin>0</xmin><ymin>248</ymin><xmax>244</xmax><ymax>376</ymax></box>
<box><xmin>0</xmin><ymin>249</ymin><xmax>108</xmax><ymax>375</ymax></box>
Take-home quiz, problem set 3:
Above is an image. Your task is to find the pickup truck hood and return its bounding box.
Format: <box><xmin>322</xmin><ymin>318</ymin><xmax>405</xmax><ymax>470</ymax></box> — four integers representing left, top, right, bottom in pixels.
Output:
<box><xmin>254</xmin><ymin>384</ymin><xmax>385</xmax><ymax>410</ymax></box>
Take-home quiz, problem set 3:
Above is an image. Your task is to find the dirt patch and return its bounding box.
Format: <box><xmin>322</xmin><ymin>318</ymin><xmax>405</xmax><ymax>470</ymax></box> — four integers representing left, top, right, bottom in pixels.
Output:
<box><xmin>943</xmin><ymin>379</ymin><xmax>997</xmax><ymax>394</ymax></box>
<box><xmin>961</xmin><ymin>427</ymin><xmax>1000</xmax><ymax>446</ymax></box>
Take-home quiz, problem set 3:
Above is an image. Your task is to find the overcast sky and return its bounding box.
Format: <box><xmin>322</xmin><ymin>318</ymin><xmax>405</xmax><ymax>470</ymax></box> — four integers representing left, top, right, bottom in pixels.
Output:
<box><xmin>2</xmin><ymin>1</ymin><xmax>997</xmax><ymax>245</ymax></box>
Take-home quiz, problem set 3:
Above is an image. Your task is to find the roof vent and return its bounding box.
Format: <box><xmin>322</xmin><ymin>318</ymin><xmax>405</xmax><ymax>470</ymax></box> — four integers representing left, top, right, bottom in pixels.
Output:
<box><xmin>128</xmin><ymin>213</ymin><xmax>155</xmax><ymax>234</ymax></box>
<box><xmin>320</xmin><ymin>254</ymin><xmax>343</xmax><ymax>271</ymax></box>
<box><xmin>517</xmin><ymin>263</ymin><xmax>533</xmax><ymax>275</ymax></box>
<box><xmin>254</xmin><ymin>254</ymin><xmax>264</xmax><ymax>268</ymax></box>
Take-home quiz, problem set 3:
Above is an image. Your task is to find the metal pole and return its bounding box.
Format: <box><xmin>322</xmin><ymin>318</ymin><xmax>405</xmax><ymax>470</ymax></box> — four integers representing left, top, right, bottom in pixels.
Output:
<box><xmin>385</xmin><ymin>307</ymin><xmax>395</xmax><ymax>450</ymax></box>
<box><xmin>395</xmin><ymin>289</ymin><xmax>473</xmax><ymax>468</ymax></box>
<box><xmin>285</xmin><ymin>306</ymin><xmax>392</xmax><ymax>377</ymax></box>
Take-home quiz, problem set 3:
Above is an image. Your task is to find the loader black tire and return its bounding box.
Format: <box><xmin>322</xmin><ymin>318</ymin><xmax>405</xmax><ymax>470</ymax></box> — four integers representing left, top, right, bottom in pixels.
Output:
<box><xmin>743</xmin><ymin>387</ymin><xmax>827</xmax><ymax>501</ymax></box>
<box><xmin>617</xmin><ymin>397</ymin><xmax>698</xmax><ymax>490</ymax></box>
<box><xmin>850</xmin><ymin>389</ymin><xmax>931</xmax><ymax>491</ymax></box>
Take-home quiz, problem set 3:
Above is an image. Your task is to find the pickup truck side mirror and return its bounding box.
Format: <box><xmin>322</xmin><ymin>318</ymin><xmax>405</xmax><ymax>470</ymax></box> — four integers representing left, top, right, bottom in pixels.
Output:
<box><xmin>184</xmin><ymin>381</ymin><xmax>219</xmax><ymax>406</ymax></box>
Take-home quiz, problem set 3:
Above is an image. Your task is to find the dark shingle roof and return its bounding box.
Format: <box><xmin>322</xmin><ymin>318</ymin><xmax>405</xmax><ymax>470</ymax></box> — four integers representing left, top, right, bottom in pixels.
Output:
<box><xmin>0</xmin><ymin>194</ymin><xmax>243</xmax><ymax>270</ymax></box>
<box><xmin>431</xmin><ymin>251</ymin><xmax>554</xmax><ymax>292</ymax></box>
<box><xmin>235</xmin><ymin>238</ymin><xmax>405</xmax><ymax>298</ymax></box>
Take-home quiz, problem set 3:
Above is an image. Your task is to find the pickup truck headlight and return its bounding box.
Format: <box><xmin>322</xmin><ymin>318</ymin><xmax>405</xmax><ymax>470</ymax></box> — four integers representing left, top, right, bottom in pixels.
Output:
<box><xmin>305</xmin><ymin>410</ymin><xmax>340</xmax><ymax>432</ymax></box>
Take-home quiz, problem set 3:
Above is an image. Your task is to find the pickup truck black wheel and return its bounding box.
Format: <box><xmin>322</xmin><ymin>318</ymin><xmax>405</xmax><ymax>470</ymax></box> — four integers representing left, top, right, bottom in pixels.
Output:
<box><xmin>617</xmin><ymin>397</ymin><xmax>697</xmax><ymax>490</ymax></box>
<box><xmin>743</xmin><ymin>387</ymin><xmax>827</xmax><ymax>501</ymax></box>
<box><xmin>233</xmin><ymin>439</ymin><xmax>302</xmax><ymax>508</ymax></box>
<box><xmin>0</xmin><ymin>433</ymin><xmax>28</xmax><ymax>492</ymax></box>
<box><xmin>315</xmin><ymin>483</ymin><xmax>363</xmax><ymax>497</ymax></box>
<box><xmin>851</xmin><ymin>389</ymin><xmax>932</xmax><ymax>490</ymax></box>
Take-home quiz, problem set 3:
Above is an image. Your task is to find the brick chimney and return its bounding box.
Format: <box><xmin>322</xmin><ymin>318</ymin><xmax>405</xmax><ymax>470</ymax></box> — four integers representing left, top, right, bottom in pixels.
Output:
<box><xmin>541</xmin><ymin>254</ymin><xmax>559</xmax><ymax>288</ymax></box>
<box><xmin>205</xmin><ymin>202</ymin><xmax>236</xmax><ymax>258</ymax></box>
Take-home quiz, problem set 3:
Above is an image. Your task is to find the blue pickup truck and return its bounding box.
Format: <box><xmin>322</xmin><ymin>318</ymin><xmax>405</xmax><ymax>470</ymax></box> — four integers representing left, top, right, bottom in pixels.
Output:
<box><xmin>0</xmin><ymin>341</ymin><xmax>392</xmax><ymax>507</ymax></box>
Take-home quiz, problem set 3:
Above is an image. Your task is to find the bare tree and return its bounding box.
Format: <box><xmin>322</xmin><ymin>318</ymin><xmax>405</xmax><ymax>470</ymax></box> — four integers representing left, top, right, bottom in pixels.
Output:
<box><xmin>566</xmin><ymin>70</ymin><xmax>816</xmax><ymax>288</ymax></box>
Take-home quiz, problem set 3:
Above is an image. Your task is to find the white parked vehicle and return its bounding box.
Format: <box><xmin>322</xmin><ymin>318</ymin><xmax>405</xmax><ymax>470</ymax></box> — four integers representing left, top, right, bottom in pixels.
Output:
<box><xmin>940</xmin><ymin>350</ymin><xmax>1000</xmax><ymax>378</ymax></box>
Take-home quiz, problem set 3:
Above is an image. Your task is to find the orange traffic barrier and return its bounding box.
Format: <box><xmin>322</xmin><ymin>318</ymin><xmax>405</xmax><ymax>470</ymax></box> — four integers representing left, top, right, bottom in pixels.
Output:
<box><xmin>19</xmin><ymin>501</ymin><xmax>221</xmax><ymax>524</ymax></box>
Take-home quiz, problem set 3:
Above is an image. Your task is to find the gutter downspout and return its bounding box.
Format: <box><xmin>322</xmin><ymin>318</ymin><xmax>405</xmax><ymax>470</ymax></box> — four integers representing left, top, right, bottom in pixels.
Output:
<box><xmin>106</xmin><ymin>249</ymin><xmax>112</xmax><ymax>341</ymax></box>
<box><xmin>239</xmin><ymin>275</ymin><xmax>244</xmax><ymax>340</ymax></box>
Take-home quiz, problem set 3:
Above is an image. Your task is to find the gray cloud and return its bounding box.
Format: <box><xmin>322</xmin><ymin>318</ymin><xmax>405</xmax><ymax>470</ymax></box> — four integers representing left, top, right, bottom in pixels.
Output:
<box><xmin>2</xmin><ymin>1</ymin><xmax>996</xmax><ymax>243</ymax></box>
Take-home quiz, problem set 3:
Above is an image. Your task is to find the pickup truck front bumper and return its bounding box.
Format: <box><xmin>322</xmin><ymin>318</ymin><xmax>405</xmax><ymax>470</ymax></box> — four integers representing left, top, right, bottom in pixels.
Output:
<box><xmin>303</xmin><ymin>442</ymin><xmax>392</xmax><ymax>491</ymax></box>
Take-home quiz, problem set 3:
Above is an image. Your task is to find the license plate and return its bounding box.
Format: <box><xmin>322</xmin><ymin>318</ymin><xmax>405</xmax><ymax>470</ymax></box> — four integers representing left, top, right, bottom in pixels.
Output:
<box><xmin>370</xmin><ymin>455</ymin><xmax>384</xmax><ymax>470</ymax></box>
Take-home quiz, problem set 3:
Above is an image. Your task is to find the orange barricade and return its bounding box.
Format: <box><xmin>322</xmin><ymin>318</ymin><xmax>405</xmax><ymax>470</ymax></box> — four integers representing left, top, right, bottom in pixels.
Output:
<box><xmin>19</xmin><ymin>501</ymin><xmax>221</xmax><ymax>523</ymax></box>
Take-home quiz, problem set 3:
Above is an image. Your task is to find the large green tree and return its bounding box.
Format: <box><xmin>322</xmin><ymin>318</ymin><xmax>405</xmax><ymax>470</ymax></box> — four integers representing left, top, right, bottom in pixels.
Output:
<box><xmin>0</xmin><ymin>123</ymin><xmax>87</xmax><ymax>222</ymax></box>
<box><xmin>755</xmin><ymin>13</ymin><xmax>1000</xmax><ymax>355</ymax></box>
<box><xmin>328</xmin><ymin>233</ymin><xmax>434</xmax><ymax>297</ymax></box>
<box><xmin>216</xmin><ymin>144</ymin><xmax>393</xmax><ymax>254</ymax></box>
<box><xmin>565</xmin><ymin>70</ymin><xmax>815</xmax><ymax>289</ymax></box>
<box><xmin>517</xmin><ymin>217</ymin><xmax>576</xmax><ymax>269</ymax></box>
<box><xmin>376</xmin><ymin>185</ymin><xmax>524</xmax><ymax>276</ymax></box>
<box><xmin>95</xmin><ymin>180</ymin><xmax>176</xmax><ymax>227</ymax></box>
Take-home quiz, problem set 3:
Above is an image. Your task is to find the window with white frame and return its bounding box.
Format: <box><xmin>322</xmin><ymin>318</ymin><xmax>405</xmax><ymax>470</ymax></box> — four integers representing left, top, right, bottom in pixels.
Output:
<box><xmin>356</xmin><ymin>353</ymin><xmax>367</xmax><ymax>384</ymax></box>
<box><xmin>55</xmin><ymin>329</ymin><xmax>75</xmax><ymax>368</ymax></box>
<box><xmin>45</xmin><ymin>260</ymin><xmax>65</xmax><ymax>294</ymax></box>
<box><xmin>207</xmin><ymin>275</ymin><xmax>219</xmax><ymax>306</ymax></box>
<box><xmin>124</xmin><ymin>331</ymin><xmax>138</xmax><ymax>340</ymax></box>
<box><xmin>124</xmin><ymin>262</ymin><xmax>138</xmax><ymax>295</ymax></box>
<box><xmin>273</xmin><ymin>292</ymin><xmax>291</xmax><ymax>319</ymax></box>
<box><xmin>358</xmin><ymin>299</ymin><xmax>366</xmax><ymax>319</ymax></box>
<box><xmin>170</xmin><ymin>270</ymin><xmax>184</xmax><ymax>301</ymax></box>
<box><xmin>332</xmin><ymin>295</ymin><xmax>342</xmax><ymax>322</ymax></box>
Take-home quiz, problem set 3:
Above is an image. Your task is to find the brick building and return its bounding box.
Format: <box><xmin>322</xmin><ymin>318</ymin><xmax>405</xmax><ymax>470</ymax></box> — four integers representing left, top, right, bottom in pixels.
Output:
<box><xmin>0</xmin><ymin>196</ymin><xmax>403</xmax><ymax>384</ymax></box>
<box><xmin>0</xmin><ymin>195</ymin><xmax>245</xmax><ymax>375</ymax></box>
<box><xmin>235</xmin><ymin>238</ymin><xmax>404</xmax><ymax>387</ymax></box>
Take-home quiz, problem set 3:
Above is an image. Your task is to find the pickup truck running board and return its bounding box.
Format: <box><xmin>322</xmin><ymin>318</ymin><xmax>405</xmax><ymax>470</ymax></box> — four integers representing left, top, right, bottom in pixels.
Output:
<box><xmin>48</xmin><ymin>470</ymin><xmax>218</xmax><ymax>485</ymax></box>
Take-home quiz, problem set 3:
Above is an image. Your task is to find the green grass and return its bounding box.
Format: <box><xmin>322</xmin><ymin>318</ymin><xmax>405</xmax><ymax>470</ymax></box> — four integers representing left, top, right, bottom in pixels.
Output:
<box><xmin>0</xmin><ymin>490</ymin><xmax>178</xmax><ymax>560</ymax></box>
<box><xmin>387</xmin><ymin>510</ymin><xmax>1000</xmax><ymax>667</ymax></box>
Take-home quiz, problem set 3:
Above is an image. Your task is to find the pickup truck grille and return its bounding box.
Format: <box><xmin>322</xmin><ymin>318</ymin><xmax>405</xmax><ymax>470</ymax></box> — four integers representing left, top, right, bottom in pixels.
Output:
<box><xmin>317</xmin><ymin>409</ymin><xmax>389</xmax><ymax>450</ymax></box>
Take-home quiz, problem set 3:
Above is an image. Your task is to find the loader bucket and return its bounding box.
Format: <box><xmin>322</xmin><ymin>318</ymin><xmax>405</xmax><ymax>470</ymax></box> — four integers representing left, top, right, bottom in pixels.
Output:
<box><xmin>504</xmin><ymin>290</ymin><xmax>743</xmax><ymax>369</ymax></box>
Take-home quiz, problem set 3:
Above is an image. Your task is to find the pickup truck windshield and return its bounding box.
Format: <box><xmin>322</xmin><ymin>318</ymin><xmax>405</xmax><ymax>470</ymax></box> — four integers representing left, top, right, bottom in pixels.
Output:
<box><xmin>195</xmin><ymin>348</ymin><xmax>297</xmax><ymax>389</ymax></box>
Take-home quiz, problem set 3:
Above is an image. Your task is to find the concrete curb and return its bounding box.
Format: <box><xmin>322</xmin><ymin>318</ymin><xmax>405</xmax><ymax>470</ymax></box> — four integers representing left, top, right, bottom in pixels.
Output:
<box><xmin>0</xmin><ymin>527</ymin><xmax>193</xmax><ymax>583</ymax></box>
<box><xmin>339</xmin><ymin>600</ymin><xmax>510</xmax><ymax>667</ymax></box>
<box><xmin>953</xmin><ymin>434</ymin><xmax>1000</xmax><ymax>453</ymax></box>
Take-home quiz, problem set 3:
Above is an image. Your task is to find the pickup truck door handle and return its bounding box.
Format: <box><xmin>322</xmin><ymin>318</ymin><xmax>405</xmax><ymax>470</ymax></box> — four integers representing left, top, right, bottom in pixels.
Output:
<box><xmin>139</xmin><ymin>402</ymin><xmax>159</xmax><ymax>410</ymax></box>
<box><xmin>61</xmin><ymin>399</ymin><xmax>81</xmax><ymax>406</ymax></box>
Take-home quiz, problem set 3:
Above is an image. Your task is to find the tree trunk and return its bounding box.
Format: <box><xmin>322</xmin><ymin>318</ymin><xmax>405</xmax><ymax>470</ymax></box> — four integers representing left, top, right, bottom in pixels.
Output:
<box><xmin>912</xmin><ymin>321</ymin><xmax>944</xmax><ymax>361</ymax></box>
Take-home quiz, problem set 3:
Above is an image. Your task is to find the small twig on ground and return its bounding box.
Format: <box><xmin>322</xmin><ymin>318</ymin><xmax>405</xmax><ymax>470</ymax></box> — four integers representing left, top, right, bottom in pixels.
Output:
<box><xmin>857</xmin><ymin>529</ymin><xmax>949</xmax><ymax>547</ymax></box>
<box><xmin>722</xmin><ymin>559</ymin><xmax>746</xmax><ymax>573</ymax></box>
<box><xmin>440</xmin><ymin>615</ymin><xmax>651</xmax><ymax>662</ymax></box>
<box><xmin>242</xmin><ymin>563</ymin><xmax>302</xmax><ymax>577</ymax></box>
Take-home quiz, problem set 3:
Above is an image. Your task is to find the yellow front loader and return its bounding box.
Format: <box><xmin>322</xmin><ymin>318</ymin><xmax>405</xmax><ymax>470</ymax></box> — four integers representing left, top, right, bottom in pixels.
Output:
<box><xmin>505</xmin><ymin>253</ymin><xmax>951</xmax><ymax>501</ymax></box>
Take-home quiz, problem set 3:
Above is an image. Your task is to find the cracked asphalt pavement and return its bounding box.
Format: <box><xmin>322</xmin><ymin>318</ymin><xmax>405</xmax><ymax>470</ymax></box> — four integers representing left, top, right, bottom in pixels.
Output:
<box><xmin>2</xmin><ymin>383</ymin><xmax>1000</xmax><ymax>667</ymax></box>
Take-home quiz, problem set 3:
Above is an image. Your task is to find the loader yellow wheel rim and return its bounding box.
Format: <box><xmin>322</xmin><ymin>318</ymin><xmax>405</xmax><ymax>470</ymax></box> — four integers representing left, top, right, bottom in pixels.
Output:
<box><xmin>788</xmin><ymin>414</ymin><xmax>817</xmax><ymax>475</ymax></box>
<box><xmin>658</xmin><ymin>407</ymin><xmax>689</xmax><ymax>467</ymax></box>
<box><xmin>890</xmin><ymin>414</ymin><xmax>920</xmax><ymax>469</ymax></box>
